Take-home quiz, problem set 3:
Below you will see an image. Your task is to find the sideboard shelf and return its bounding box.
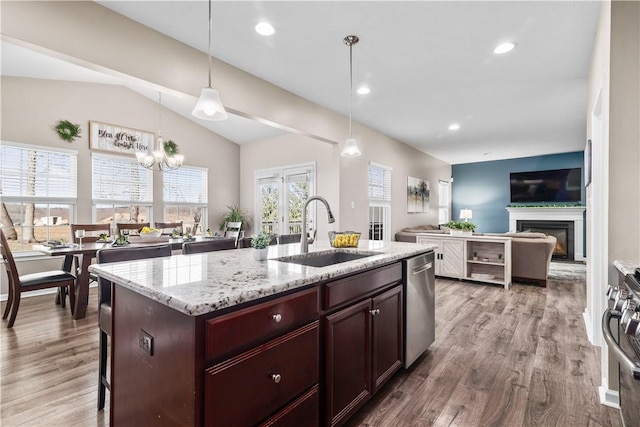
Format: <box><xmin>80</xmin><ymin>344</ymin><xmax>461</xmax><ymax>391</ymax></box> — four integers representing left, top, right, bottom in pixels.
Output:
<box><xmin>416</xmin><ymin>234</ymin><xmax>512</xmax><ymax>289</ymax></box>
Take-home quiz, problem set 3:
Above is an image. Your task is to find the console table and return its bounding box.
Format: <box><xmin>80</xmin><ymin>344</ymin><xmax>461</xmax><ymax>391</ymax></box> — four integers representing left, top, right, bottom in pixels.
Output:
<box><xmin>416</xmin><ymin>234</ymin><xmax>512</xmax><ymax>289</ymax></box>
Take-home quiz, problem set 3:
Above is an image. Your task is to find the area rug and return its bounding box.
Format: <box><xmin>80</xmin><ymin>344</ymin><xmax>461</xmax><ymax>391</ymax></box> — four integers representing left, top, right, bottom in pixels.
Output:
<box><xmin>547</xmin><ymin>260</ymin><xmax>586</xmax><ymax>282</ymax></box>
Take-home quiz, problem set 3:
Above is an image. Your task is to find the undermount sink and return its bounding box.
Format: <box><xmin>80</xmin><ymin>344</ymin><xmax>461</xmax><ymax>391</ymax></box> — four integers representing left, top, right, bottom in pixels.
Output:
<box><xmin>274</xmin><ymin>250</ymin><xmax>378</xmax><ymax>268</ymax></box>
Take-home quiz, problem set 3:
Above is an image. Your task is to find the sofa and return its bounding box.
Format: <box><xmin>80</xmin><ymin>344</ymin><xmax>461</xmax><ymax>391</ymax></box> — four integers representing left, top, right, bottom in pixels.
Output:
<box><xmin>501</xmin><ymin>232</ymin><xmax>557</xmax><ymax>287</ymax></box>
<box><xmin>395</xmin><ymin>226</ymin><xmax>557</xmax><ymax>287</ymax></box>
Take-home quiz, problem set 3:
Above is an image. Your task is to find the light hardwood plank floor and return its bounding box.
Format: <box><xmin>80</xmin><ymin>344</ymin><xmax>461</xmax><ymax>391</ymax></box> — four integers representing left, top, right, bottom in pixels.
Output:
<box><xmin>0</xmin><ymin>264</ymin><xmax>621</xmax><ymax>427</ymax></box>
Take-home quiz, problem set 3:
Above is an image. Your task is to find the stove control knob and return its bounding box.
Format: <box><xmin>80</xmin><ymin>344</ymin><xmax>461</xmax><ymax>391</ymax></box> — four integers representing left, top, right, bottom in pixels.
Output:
<box><xmin>620</xmin><ymin>306</ymin><xmax>636</xmax><ymax>329</ymax></box>
<box><xmin>613</xmin><ymin>290</ymin><xmax>629</xmax><ymax>312</ymax></box>
<box><xmin>624</xmin><ymin>312</ymin><xmax>640</xmax><ymax>338</ymax></box>
<box><xmin>607</xmin><ymin>285</ymin><xmax>620</xmax><ymax>301</ymax></box>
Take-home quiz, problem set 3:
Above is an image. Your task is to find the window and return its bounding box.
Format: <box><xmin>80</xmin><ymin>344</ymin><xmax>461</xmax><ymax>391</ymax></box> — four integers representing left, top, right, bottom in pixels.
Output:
<box><xmin>163</xmin><ymin>166</ymin><xmax>208</xmax><ymax>234</ymax></box>
<box><xmin>255</xmin><ymin>164</ymin><xmax>315</xmax><ymax>236</ymax></box>
<box><xmin>0</xmin><ymin>142</ymin><xmax>77</xmax><ymax>252</ymax></box>
<box><xmin>438</xmin><ymin>180</ymin><xmax>450</xmax><ymax>224</ymax></box>
<box><xmin>92</xmin><ymin>153</ymin><xmax>152</xmax><ymax>229</ymax></box>
<box><xmin>368</xmin><ymin>162</ymin><xmax>392</xmax><ymax>241</ymax></box>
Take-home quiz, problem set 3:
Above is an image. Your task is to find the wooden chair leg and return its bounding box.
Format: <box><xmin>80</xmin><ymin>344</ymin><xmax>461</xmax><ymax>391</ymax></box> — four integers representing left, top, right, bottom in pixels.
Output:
<box><xmin>2</xmin><ymin>283</ymin><xmax>13</xmax><ymax>320</ymax></box>
<box><xmin>98</xmin><ymin>329</ymin><xmax>108</xmax><ymax>410</ymax></box>
<box><xmin>68</xmin><ymin>282</ymin><xmax>76</xmax><ymax>313</ymax></box>
<box><xmin>7</xmin><ymin>290</ymin><xmax>21</xmax><ymax>328</ymax></box>
<box><xmin>59</xmin><ymin>287</ymin><xmax>67</xmax><ymax>309</ymax></box>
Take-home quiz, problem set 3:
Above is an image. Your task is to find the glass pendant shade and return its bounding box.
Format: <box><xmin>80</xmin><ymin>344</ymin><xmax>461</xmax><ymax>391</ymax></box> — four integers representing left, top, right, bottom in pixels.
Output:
<box><xmin>341</xmin><ymin>138</ymin><xmax>361</xmax><ymax>157</ymax></box>
<box><xmin>340</xmin><ymin>35</ymin><xmax>362</xmax><ymax>158</ymax></box>
<box><xmin>192</xmin><ymin>87</ymin><xmax>228</xmax><ymax>121</ymax></box>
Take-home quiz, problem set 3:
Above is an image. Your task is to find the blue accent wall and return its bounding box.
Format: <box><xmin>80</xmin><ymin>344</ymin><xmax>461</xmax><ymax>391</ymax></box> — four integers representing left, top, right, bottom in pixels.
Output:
<box><xmin>451</xmin><ymin>152</ymin><xmax>584</xmax><ymax>233</ymax></box>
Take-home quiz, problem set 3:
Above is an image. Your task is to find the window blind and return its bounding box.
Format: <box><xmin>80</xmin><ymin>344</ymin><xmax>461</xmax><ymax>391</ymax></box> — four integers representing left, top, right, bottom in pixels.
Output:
<box><xmin>163</xmin><ymin>166</ymin><xmax>208</xmax><ymax>204</ymax></box>
<box><xmin>92</xmin><ymin>153</ymin><xmax>153</xmax><ymax>204</ymax></box>
<box><xmin>368</xmin><ymin>163</ymin><xmax>392</xmax><ymax>203</ymax></box>
<box><xmin>0</xmin><ymin>143</ymin><xmax>77</xmax><ymax>201</ymax></box>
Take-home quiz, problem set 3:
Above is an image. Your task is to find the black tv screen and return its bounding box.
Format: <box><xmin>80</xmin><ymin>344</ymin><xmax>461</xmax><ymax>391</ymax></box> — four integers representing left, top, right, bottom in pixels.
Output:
<box><xmin>510</xmin><ymin>168</ymin><xmax>582</xmax><ymax>203</ymax></box>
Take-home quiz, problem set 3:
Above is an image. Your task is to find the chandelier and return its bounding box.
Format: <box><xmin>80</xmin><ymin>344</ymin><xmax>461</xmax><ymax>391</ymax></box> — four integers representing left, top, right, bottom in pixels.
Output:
<box><xmin>136</xmin><ymin>92</ymin><xmax>184</xmax><ymax>171</ymax></box>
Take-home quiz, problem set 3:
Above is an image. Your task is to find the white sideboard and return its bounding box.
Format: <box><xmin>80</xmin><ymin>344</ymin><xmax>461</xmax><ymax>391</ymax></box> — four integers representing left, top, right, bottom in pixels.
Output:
<box><xmin>416</xmin><ymin>234</ymin><xmax>512</xmax><ymax>289</ymax></box>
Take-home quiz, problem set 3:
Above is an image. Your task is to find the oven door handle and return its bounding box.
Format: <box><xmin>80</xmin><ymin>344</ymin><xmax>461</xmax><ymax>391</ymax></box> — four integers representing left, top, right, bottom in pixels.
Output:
<box><xmin>602</xmin><ymin>308</ymin><xmax>640</xmax><ymax>381</ymax></box>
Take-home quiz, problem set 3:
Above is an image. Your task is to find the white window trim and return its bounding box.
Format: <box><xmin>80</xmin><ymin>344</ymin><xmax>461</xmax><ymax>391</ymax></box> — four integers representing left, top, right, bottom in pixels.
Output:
<box><xmin>368</xmin><ymin>161</ymin><xmax>392</xmax><ymax>241</ymax></box>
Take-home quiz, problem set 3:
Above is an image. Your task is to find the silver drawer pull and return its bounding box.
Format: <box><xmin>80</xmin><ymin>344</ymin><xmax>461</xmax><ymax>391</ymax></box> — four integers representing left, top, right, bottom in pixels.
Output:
<box><xmin>271</xmin><ymin>373</ymin><xmax>282</xmax><ymax>384</ymax></box>
<box><xmin>272</xmin><ymin>313</ymin><xmax>282</xmax><ymax>323</ymax></box>
<box><xmin>369</xmin><ymin>308</ymin><xmax>380</xmax><ymax>316</ymax></box>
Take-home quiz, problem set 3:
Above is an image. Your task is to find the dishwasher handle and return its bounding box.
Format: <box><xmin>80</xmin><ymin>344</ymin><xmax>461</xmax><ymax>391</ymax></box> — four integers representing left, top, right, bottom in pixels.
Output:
<box><xmin>412</xmin><ymin>263</ymin><xmax>433</xmax><ymax>275</ymax></box>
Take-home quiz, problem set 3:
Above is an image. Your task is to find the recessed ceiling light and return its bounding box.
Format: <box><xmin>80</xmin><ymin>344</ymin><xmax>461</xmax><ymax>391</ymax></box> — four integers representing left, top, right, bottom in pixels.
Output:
<box><xmin>255</xmin><ymin>22</ymin><xmax>275</xmax><ymax>36</ymax></box>
<box><xmin>356</xmin><ymin>87</ymin><xmax>370</xmax><ymax>95</ymax></box>
<box><xmin>494</xmin><ymin>42</ymin><xmax>516</xmax><ymax>54</ymax></box>
<box><xmin>448</xmin><ymin>123</ymin><xmax>460</xmax><ymax>131</ymax></box>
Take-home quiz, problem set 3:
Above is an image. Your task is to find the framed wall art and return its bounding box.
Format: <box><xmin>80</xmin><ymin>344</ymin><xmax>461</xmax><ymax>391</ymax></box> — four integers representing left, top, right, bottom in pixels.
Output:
<box><xmin>89</xmin><ymin>121</ymin><xmax>154</xmax><ymax>156</ymax></box>
<box><xmin>407</xmin><ymin>176</ymin><xmax>430</xmax><ymax>213</ymax></box>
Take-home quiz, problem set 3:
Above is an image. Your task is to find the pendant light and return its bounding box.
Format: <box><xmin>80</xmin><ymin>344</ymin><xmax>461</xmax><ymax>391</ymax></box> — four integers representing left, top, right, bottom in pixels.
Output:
<box><xmin>137</xmin><ymin>92</ymin><xmax>184</xmax><ymax>171</ymax></box>
<box><xmin>341</xmin><ymin>35</ymin><xmax>361</xmax><ymax>157</ymax></box>
<box><xmin>192</xmin><ymin>0</ymin><xmax>228</xmax><ymax>121</ymax></box>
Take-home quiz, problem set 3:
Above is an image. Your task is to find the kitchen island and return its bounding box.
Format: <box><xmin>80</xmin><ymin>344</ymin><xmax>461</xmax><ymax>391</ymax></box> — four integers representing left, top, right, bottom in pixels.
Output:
<box><xmin>90</xmin><ymin>240</ymin><xmax>435</xmax><ymax>427</ymax></box>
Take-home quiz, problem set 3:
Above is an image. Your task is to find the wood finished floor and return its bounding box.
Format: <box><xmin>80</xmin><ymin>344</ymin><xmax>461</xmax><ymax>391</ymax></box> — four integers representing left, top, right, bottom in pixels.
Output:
<box><xmin>0</xmin><ymin>263</ymin><xmax>621</xmax><ymax>427</ymax></box>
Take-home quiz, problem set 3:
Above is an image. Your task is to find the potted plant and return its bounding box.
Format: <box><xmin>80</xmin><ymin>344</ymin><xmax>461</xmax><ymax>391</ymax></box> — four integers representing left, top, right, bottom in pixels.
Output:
<box><xmin>251</xmin><ymin>231</ymin><xmax>272</xmax><ymax>261</ymax></box>
<box><xmin>219</xmin><ymin>204</ymin><xmax>251</xmax><ymax>232</ymax></box>
<box><xmin>444</xmin><ymin>220</ymin><xmax>476</xmax><ymax>236</ymax></box>
<box><xmin>473</xmin><ymin>251</ymin><xmax>478</xmax><ymax>260</ymax></box>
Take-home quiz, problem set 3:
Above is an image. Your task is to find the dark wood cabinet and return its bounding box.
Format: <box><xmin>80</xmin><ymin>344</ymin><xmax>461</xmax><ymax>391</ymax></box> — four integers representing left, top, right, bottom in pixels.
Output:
<box><xmin>322</xmin><ymin>264</ymin><xmax>403</xmax><ymax>427</ymax></box>
<box><xmin>204</xmin><ymin>322</ymin><xmax>319</xmax><ymax>426</ymax></box>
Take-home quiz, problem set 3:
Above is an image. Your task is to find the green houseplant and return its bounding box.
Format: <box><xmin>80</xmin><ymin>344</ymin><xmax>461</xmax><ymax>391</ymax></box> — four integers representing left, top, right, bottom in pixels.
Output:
<box><xmin>251</xmin><ymin>231</ymin><xmax>272</xmax><ymax>260</ymax></box>
<box><xmin>444</xmin><ymin>220</ymin><xmax>476</xmax><ymax>234</ymax></box>
<box><xmin>219</xmin><ymin>204</ymin><xmax>251</xmax><ymax>232</ymax></box>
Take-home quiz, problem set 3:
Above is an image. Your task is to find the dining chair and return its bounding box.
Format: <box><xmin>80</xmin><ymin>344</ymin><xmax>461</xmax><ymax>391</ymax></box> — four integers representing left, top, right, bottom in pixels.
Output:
<box><xmin>223</xmin><ymin>221</ymin><xmax>243</xmax><ymax>247</ymax></box>
<box><xmin>1</xmin><ymin>230</ymin><xmax>77</xmax><ymax>328</ymax></box>
<box><xmin>95</xmin><ymin>243</ymin><xmax>172</xmax><ymax>411</ymax></box>
<box><xmin>154</xmin><ymin>221</ymin><xmax>183</xmax><ymax>236</ymax></box>
<box><xmin>68</xmin><ymin>223</ymin><xmax>112</xmax><ymax>302</ymax></box>
<box><xmin>278</xmin><ymin>233</ymin><xmax>302</xmax><ymax>244</ymax></box>
<box><xmin>182</xmin><ymin>239</ymin><xmax>237</xmax><ymax>254</ymax></box>
<box><xmin>116</xmin><ymin>222</ymin><xmax>150</xmax><ymax>236</ymax></box>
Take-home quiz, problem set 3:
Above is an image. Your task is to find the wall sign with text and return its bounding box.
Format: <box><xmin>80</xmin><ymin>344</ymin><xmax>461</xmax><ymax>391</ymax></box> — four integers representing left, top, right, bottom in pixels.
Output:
<box><xmin>89</xmin><ymin>121</ymin><xmax>153</xmax><ymax>155</ymax></box>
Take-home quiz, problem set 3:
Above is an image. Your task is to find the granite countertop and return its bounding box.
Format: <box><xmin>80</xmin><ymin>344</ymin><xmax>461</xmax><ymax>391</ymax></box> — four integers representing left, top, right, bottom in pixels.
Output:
<box><xmin>614</xmin><ymin>260</ymin><xmax>639</xmax><ymax>276</ymax></box>
<box><xmin>89</xmin><ymin>240</ymin><xmax>435</xmax><ymax>316</ymax></box>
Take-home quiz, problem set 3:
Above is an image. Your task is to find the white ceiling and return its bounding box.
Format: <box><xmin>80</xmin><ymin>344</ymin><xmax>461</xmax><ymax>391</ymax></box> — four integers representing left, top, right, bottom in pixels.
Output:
<box><xmin>2</xmin><ymin>1</ymin><xmax>601</xmax><ymax>164</ymax></box>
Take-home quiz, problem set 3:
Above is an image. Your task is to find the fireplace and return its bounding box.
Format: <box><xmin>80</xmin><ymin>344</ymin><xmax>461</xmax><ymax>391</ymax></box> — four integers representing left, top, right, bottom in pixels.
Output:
<box><xmin>506</xmin><ymin>207</ymin><xmax>585</xmax><ymax>261</ymax></box>
<box><xmin>517</xmin><ymin>220</ymin><xmax>574</xmax><ymax>260</ymax></box>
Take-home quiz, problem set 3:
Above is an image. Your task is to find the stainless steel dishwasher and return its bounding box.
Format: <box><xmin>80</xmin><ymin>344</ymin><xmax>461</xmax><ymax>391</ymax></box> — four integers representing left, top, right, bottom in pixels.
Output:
<box><xmin>403</xmin><ymin>251</ymin><xmax>435</xmax><ymax>368</ymax></box>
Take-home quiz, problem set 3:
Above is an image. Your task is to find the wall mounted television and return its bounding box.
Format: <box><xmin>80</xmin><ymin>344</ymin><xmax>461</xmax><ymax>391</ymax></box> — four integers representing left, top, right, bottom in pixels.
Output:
<box><xmin>510</xmin><ymin>168</ymin><xmax>582</xmax><ymax>203</ymax></box>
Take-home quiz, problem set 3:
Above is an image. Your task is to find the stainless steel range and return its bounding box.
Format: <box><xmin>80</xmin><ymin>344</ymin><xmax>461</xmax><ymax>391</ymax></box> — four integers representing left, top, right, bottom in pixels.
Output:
<box><xmin>603</xmin><ymin>268</ymin><xmax>640</xmax><ymax>427</ymax></box>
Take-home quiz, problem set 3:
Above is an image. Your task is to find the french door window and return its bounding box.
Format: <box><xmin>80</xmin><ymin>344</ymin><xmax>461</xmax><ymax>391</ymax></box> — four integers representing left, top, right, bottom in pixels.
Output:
<box><xmin>255</xmin><ymin>164</ymin><xmax>315</xmax><ymax>236</ymax></box>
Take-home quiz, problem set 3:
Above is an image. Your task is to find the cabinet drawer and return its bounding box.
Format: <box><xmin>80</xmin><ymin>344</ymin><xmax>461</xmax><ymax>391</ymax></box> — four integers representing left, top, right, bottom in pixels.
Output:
<box><xmin>205</xmin><ymin>287</ymin><xmax>319</xmax><ymax>361</ymax></box>
<box><xmin>259</xmin><ymin>384</ymin><xmax>319</xmax><ymax>427</ymax></box>
<box><xmin>324</xmin><ymin>263</ymin><xmax>402</xmax><ymax>310</ymax></box>
<box><xmin>204</xmin><ymin>322</ymin><xmax>319</xmax><ymax>427</ymax></box>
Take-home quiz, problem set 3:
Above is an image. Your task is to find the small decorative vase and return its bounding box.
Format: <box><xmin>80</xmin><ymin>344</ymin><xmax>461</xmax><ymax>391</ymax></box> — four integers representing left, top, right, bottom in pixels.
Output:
<box><xmin>253</xmin><ymin>247</ymin><xmax>268</xmax><ymax>261</ymax></box>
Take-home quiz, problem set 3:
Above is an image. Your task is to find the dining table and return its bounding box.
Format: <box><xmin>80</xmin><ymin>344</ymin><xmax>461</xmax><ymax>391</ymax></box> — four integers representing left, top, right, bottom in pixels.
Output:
<box><xmin>32</xmin><ymin>235</ymin><xmax>234</xmax><ymax>320</ymax></box>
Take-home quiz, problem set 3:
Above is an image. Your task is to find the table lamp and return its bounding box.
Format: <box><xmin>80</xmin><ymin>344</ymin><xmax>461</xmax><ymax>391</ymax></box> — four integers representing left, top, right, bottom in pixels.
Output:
<box><xmin>460</xmin><ymin>209</ymin><xmax>473</xmax><ymax>222</ymax></box>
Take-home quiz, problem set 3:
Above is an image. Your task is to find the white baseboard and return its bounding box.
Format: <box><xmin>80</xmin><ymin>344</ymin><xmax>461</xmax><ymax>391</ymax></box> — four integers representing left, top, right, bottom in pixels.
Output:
<box><xmin>599</xmin><ymin>384</ymin><xmax>620</xmax><ymax>409</ymax></box>
<box><xmin>583</xmin><ymin>309</ymin><xmax>594</xmax><ymax>344</ymax></box>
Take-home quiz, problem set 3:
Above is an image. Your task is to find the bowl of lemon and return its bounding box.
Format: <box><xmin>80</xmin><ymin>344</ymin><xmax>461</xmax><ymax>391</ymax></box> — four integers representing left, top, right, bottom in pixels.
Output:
<box><xmin>329</xmin><ymin>231</ymin><xmax>361</xmax><ymax>248</ymax></box>
<box><xmin>139</xmin><ymin>226</ymin><xmax>162</xmax><ymax>238</ymax></box>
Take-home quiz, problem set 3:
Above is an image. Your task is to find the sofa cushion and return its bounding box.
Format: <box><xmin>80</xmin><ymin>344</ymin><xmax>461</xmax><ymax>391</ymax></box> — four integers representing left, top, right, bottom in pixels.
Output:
<box><xmin>503</xmin><ymin>232</ymin><xmax>548</xmax><ymax>239</ymax></box>
<box><xmin>401</xmin><ymin>225</ymin><xmax>439</xmax><ymax>232</ymax></box>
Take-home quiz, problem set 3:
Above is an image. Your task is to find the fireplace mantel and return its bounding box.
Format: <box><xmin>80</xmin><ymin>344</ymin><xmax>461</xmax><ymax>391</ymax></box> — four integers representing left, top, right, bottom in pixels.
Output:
<box><xmin>506</xmin><ymin>207</ymin><xmax>586</xmax><ymax>261</ymax></box>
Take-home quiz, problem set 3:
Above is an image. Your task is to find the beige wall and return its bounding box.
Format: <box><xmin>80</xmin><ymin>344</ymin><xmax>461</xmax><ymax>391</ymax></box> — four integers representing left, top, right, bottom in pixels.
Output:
<box><xmin>586</xmin><ymin>0</ymin><xmax>640</xmax><ymax>401</ymax></box>
<box><xmin>1</xmin><ymin>77</ymin><xmax>240</xmax><ymax>227</ymax></box>
<box><xmin>608</xmin><ymin>0</ymin><xmax>640</xmax><ymax>280</ymax></box>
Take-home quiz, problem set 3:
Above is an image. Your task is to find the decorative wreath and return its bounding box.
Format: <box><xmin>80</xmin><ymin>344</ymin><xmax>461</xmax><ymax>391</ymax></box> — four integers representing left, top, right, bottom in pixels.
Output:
<box><xmin>163</xmin><ymin>139</ymin><xmax>180</xmax><ymax>156</ymax></box>
<box><xmin>55</xmin><ymin>120</ymin><xmax>82</xmax><ymax>142</ymax></box>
